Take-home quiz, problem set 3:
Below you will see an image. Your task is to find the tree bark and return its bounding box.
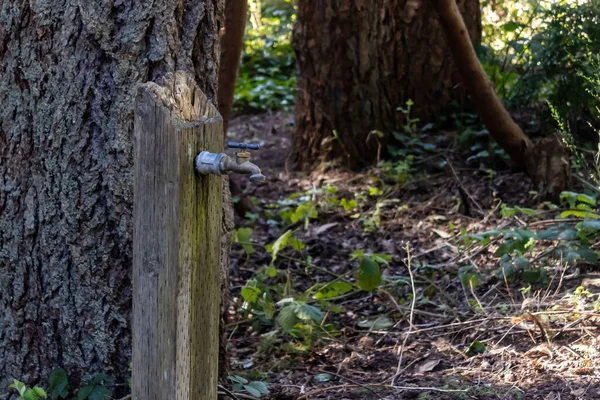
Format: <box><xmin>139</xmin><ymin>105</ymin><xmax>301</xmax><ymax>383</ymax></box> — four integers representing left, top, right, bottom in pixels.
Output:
<box><xmin>218</xmin><ymin>0</ymin><xmax>248</xmax><ymax>135</ymax></box>
<box><xmin>291</xmin><ymin>0</ymin><xmax>482</xmax><ymax>171</ymax></box>
<box><xmin>0</xmin><ymin>0</ymin><xmax>224</xmax><ymax>396</ymax></box>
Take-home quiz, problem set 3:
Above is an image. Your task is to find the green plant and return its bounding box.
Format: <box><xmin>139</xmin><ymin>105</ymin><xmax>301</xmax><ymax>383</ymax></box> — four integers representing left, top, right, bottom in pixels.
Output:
<box><xmin>228</xmin><ymin>375</ymin><xmax>270</xmax><ymax>398</ymax></box>
<box><xmin>388</xmin><ymin>100</ymin><xmax>438</xmax><ymax>158</ymax></box>
<box><xmin>76</xmin><ymin>374</ymin><xmax>112</xmax><ymax>400</ymax></box>
<box><xmin>234</xmin><ymin>1</ymin><xmax>296</xmax><ymax>113</ymax></box>
<box><xmin>462</xmin><ymin>192</ymin><xmax>600</xmax><ymax>285</ymax></box>
<box><xmin>9</xmin><ymin>380</ymin><xmax>47</xmax><ymax>400</ymax></box>
<box><xmin>351</xmin><ymin>250</ymin><xmax>391</xmax><ymax>291</ymax></box>
<box><xmin>233</xmin><ymin>226</ymin><xmax>395</xmax><ymax>352</ymax></box>
<box><xmin>571</xmin><ymin>286</ymin><xmax>600</xmax><ymax>311</ymax></box>
<box><xmin>48</xmin><ymin>369</ymin><xmax>69</xmax><ymax>400</ymax></box>
<box><xmin>9</xmin><ymin>370</ymin><xmax>119</xmax><ymax>400</ymax></box>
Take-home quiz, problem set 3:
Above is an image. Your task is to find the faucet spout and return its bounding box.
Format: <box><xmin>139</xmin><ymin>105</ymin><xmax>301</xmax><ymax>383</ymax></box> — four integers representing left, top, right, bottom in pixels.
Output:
<box><xmin>195</xmin><ymin>151</ymin><xmax>266</xmax><ymax>184</ymax></box>
<box><xmin>221</xmin><ymin>156</ymin><xmax>266</xmax><ymax>183</ymax></box>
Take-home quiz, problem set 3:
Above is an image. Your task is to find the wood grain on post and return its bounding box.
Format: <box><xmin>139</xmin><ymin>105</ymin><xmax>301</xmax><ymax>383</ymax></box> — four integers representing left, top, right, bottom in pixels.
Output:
<box><xmin>133</xmin><ymin>77</ymin><xmax>223</xmax><ymax>400</ymax></box>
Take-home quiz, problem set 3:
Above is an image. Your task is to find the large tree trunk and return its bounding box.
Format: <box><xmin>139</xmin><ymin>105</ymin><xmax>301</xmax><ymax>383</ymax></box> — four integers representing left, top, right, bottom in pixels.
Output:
<box><xmin>291</xmin><ymin>0</ymin><xmax>481</xmax><ymax>171</ymax></box>
<box><xmin>0</xmin><ymin>0</ymin><xmax>224</xmax><ymax>396</ymax></box>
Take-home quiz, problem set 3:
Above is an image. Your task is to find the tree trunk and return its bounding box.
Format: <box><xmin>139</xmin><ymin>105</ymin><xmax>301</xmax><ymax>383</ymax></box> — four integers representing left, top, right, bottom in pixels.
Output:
<box><xmin>218</xmin><ymin>0</ymin><xmax>248</xmax><ymax>134</ymax></box>
<box><xmin>0</xmin><ymin>0</ymin><xmax>225</xmax><ymax>396</ymax></box>
<box><xmin>431</xmin><ymin>0</ymin><xmax>532</xmax><ymax>167</ymax></box>
<box><xmin>431</xmin><ymin>0</ymin><xmax>570</xmax><ymax>198</ymax></box>
<box><xmin>291</xmin><ymin>0</ymin><xmax>482</xmax><ymax>171</ymax></box>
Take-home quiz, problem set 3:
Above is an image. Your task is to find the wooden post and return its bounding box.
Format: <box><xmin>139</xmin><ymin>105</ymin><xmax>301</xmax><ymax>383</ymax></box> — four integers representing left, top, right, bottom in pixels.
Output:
<box><xmin>132</xmin><ymin>79</ymin><xmax>223</xmax><ymax>400</ymax></box>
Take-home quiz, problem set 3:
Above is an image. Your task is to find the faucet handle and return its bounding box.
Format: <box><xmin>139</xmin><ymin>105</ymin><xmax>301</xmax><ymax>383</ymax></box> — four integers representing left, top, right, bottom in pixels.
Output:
<box><xmin>227</xmin><ymin>141</ymin><xmax>260</xmax><ymax>150</ymax></box>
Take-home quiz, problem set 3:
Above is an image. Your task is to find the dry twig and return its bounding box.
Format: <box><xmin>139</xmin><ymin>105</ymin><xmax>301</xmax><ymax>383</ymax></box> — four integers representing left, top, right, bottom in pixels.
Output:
<box><xmin>391</xmin><ymin>245</ymin><xmax>417</xmax><ymax>385</ymax></box>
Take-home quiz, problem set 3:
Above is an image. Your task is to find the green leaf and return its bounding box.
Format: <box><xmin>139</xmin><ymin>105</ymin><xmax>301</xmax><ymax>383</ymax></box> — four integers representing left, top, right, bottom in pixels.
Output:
<box><xmin>228</xmin><ymin>375</ymin><xmax>249</xmax><ymax>385</ymax></box>
<box><xmin>49</xmin><ymin>368</ymin><xmax>69</xmax><ymax>399</ymax></box>
<box><xmin>558</xmin><ymin>228</ymin><xmax>577</xmax><ymax>240</ymax></box>
<box><xmin>243</xmin><ymin>384</ymin><xmax>263</xmax><ymax>398</ymax></box>
<box><xmin>357</xmin><ymin>258</ymin><xmax>382</xmax><ymax>291</ymax></box>
<box><xmin>580</xmin><ymin>220</ymin><xmax>600</xmax><ymax>231</ymax></box>
<box><xmin>288</xmin><ymin>237</ymin><xmax>305</xmax><ymax>251</ymax></box>
<box><xmin>77</xmin><ymin>386</ymin><xmax>93</xmax><ymax>400</ymax></box>
<box><xmin>247</xmin><ymin>381</ymin><xmax>270</xmax><ymax>395</ymax></box>
<box><xmin>32</xmin><ymin>388</ymin><xmax>47</xmax><ymax>398</ymax></box>
<box><xmin>315</xmin><ymin>373</ymin><xmax>332</xmax><ymax>382</ymax></box>
<box><xmin>233</xmin><ymin>228</ymin><xmax>255</xmax><ymax>255</ymax></box>
<box><xmin>372</xmin><ymin>253</ymin><xmax>392</xmax><ymax>265</ymax></box>
<box><xmin>500</xmin><ymin>205</ymin><xmax>517</xmax><ymax>218</ymax></box>
<box><xmin>315</xmin><ymin>282</ymin><xmax>353</xmax><ymax>299</ymax></box>
<box><xmin>23</xmin><ymin>388</ymin><xmax>47</xmax><ymax>400</ymax></box>
<box><xmin>522</xmin><ymin>268</ymin><xmax>544</xmax><ymax>283</ymax></box>
<box><xmin>268</xmin><ymin>230</ymin><xmax>292</xmax><ymax>262</ymax></box>
<box><xmin>350</xmin><ymin>249</ymin><xmax>365</xmax><ymax>260</ymax></box>
<box><xmin>538</xmin><ymin>226</ymin><xmax>561</xmax><ymax>240</ymax></box>
<box><xmin>10</xmin><ymin>379</ymin><xmax>27</xmax><ymax>396</ymax></box>
<box><xmin>277</xmin><ymin>304</ymin><xmax>298</xmax><ymax>332</ymax></box>
<box><xmin>576</xmin><ymin>193</ymin><xmax>596</xmax><ymax>205</ymax></box>
<box><xmin>369</xmin><ymin>187</ymin><xmax>380</xmax><ymax>196</ymax></box>
<box><xmin>290</xmin><ymin>203</ymin><xmax>318</xmax><ymax>224</ymax></box>
<box><xmin>88</xmin><ymin>386</ymin><xmax>111</xmax><ymax>400</ymax></box>
<box><xmin>514</xmin><ymin>257</ymin><xmax>531</xmax><ymax>270</ymax></box>
<box><xmin>502</xmin><ymin>21</ymin><xmax>520</xmax><ymax>32</ymax></box>
<box><xmin>340</xmin><ymin>198</ymin><xmax>357</xmax><ymax>211</ymax></box>
<box><xmin>578</xmin><ymin>247</ymin><xmax>598</xmax><ymax>263</ymax></box>
<box><xmin>561</xmin><ymin>210</ymin><xmax>600</xmax><ymax>219</ymax></box>
<box><xmin>466</xmin><ymin>340</ymin><xmax>486</xmax><ymax>357</ymax></box>
<box><xmin>241</xmin><ymin>286</ymin><xmax>262</xmax><ymax>303</ymax></box>
<box><xmin>357</xmin><ymin>316</ymin><xmax>394</xmax><ymax>330</ymax></box>
<box><xmin>232</xmin><ymin>383</ymin><xmax>243</xmax><ymax>391</ymax></box>
<box><xmin>495</xmin><ymin>261</ymin><xmax>515</xmax><ymax>280</ymax></box>
<box><xmin>295</xmin><ymin>304</ymin><xmax>324</xmax><ymax>323</ymax></box>
<box><xmin>459</xmin><ymin>265</ymin><xmax>480</xmax><ymax>288</ymax></box>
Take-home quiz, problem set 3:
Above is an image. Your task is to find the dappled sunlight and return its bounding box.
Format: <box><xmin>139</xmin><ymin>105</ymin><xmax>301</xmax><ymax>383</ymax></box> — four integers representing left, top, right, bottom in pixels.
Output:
<box><xmin>226</xmin><ymin>110</ymin><xmax>600</xmax><ymax>399</ymax></box>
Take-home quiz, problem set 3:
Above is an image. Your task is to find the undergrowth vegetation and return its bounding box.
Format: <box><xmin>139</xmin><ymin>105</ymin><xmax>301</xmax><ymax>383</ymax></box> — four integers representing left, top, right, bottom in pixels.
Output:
<box><xmin>234</xmin><ymin>0</ymin><xmax>296</xmax><ymax>114</ymax></box>
<box><xmin>480</xmin><ymin>0</ymin><xmax>600</xmax><ymax>129</ymax></box>
<box><xmin>224</xmin><ymin>2</ymin><xmax>600</xmax><ymax>385</ymax></box>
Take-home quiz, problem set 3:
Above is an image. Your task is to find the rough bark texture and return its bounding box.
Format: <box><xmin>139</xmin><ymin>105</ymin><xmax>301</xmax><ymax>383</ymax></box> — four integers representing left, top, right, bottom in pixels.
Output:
<box><xmin>0</xmin><ymin>0</ymin><xmax>223</xmax><ymax>395</ymax></box>
<box><xmin>291</xmin><ymin>0</ymin><xmax>481</xmax><ymax>171</ymax></box>
<box><xmin>218</xmin><ymin>0</ymin><xmax>248</xmax><ymax>134</ymax></box>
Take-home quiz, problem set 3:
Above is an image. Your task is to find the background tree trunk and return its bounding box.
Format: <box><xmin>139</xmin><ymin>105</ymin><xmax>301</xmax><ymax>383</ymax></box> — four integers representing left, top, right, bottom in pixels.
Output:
<box><xmin>431</xmin><ymin>0</ymin><xmax>570</xmax><ymax>199</ymax></box>
<box><xmin>218</xmin><ymin>0</ymin><xmax>249</xmax><ymax>134</ymax></box>
<box><xmin>291</xmin><ymin>0</ymin><xmax>481</xmax><ymax>171</ymax></box>
<box><xmin>431</xmin><ymin>0</ymin><xmax>532</xmax><ymax>167</ymax></box>
<box><xmin>0</xmin><ymin>0</ymin><xmax>224</xmax><ymax>396</ymax></box>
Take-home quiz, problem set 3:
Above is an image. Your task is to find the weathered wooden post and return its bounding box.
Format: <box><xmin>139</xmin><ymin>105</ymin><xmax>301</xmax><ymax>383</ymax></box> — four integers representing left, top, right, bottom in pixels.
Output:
<box><xmin>132</xmin><ymin>76</ymin><xmax>223</xmax><ymax>400</ymax></box>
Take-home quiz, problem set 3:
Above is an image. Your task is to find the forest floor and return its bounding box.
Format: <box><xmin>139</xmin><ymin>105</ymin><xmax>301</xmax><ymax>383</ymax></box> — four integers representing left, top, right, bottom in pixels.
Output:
<box><xmin>225</xmin><ymin>112</ymin><xmax>600</xmax><ymax>400</ymax></box>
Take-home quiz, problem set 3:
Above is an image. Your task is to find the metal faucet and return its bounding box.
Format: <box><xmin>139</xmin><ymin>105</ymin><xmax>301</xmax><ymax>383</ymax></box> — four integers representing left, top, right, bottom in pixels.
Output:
<box><xmin>195</xmin><ymin>142</ymin><xmax>266</xmax><ymax>183</ymax></box>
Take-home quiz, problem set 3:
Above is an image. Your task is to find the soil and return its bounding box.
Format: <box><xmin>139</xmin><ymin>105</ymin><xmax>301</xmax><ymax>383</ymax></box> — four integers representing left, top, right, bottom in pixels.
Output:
<box><xmin>224</xmin><ymin>112</ymin><xmax>600</xmax><ymax>400</ymax></box>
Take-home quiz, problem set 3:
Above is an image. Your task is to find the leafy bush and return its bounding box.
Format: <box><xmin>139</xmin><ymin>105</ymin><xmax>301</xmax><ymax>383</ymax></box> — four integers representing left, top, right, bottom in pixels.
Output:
<box><xmin>8</xmin><ymin>370</ymin><xmax>117</xmax><ymax>400</ymax></box>
<box><xmin>234</xmin><ymin>0</ymin><xmax>296</xmax><ymax>114</ymax></box>
<box><xmin>511</xmin><ymin>1</ymin><xmax>600</xmax><ymax>121</ymax></box>
<box><xmin>479</xmin><ymin>0</ymin><xmax>600</xmax><ymax>126</ymax></box>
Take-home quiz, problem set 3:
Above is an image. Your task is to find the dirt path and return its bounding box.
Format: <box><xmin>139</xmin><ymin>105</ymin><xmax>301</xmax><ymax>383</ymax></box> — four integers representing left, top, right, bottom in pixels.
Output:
<box><xmin>225</xmin><ymin>112</ymin><xmax>600</xmax><ymax>400</ymax></box>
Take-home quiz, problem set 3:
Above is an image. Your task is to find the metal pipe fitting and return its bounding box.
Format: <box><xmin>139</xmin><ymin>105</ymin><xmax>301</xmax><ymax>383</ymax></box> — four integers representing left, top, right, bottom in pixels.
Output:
<box><xmin>195</xmin><ymin>151</ymin><xmax>266</xmax><ymax>184</ymax></box>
